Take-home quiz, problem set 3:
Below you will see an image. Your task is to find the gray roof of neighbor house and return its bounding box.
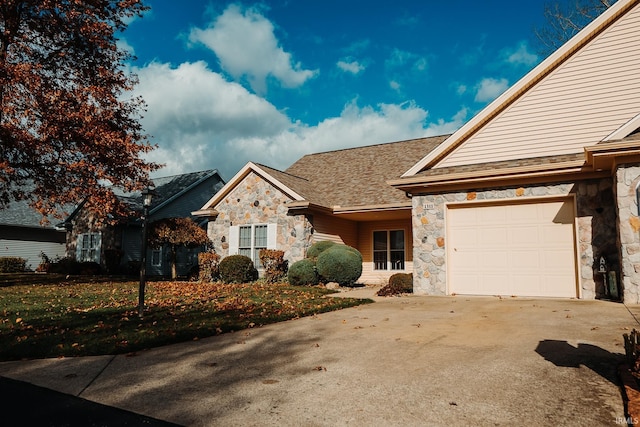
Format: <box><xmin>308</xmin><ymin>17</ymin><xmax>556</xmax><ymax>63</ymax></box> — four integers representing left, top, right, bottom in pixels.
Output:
<box><xmin>114</xmin><ymin>169</ymin><xmax>222</xmax><ymax>213</ymax></box>
<box><xmin>0</xmin><ymin>197</ymin><xmax>71</xmax><ymax>230</ymax></box>
<box><xmin>64</xmin><ymin>169</ymin><xmax>225</xmax><ymax>225</ymax></box>
<box><xmin>280</xmin><ymin>135</ymin><xmax>449</xmax><ymax>208</ymax></box>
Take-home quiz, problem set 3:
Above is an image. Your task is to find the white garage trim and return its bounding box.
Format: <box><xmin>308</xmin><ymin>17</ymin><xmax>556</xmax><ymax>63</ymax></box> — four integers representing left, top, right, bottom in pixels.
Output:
<box><xmin>445</xmin><ymin>196</ymin><xmax>579</xmax><ymax>298</ymax></box>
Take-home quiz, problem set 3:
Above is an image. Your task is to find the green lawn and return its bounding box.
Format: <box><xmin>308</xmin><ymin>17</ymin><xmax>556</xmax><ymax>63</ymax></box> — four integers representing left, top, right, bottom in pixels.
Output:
<box><xmin>0</xmin><ymin>275</ymin><xmax>372</xmax><ymax>361</ymax></box>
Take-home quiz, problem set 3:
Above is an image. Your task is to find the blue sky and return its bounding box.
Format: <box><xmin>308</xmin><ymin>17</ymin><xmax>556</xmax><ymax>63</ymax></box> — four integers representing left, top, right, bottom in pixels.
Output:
<box><xmin>121</xmin><ymin>1</ymin><xmax>550</xmax><ymax>180</ymax></box>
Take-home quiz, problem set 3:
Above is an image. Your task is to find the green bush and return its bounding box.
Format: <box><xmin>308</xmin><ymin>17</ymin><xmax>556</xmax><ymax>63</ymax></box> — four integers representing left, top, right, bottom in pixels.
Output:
<box><xmin>0</xmin><ymin>257</ymin><xmax>27</xmax><ymax>273</ymax></box>
<box><xmin>219</xmin><ymin>254</ymin><xmax>258</xmax><ymax>283</ymax></box>
<box><xmin>198</xmin><ymin>252</ymin><xmax>221</xmax><ymax>282</ymax></box>
<box><xmin>48</xmin><ymin>258</ymin><xmax>101</xmax><ymax>275</ymax></box>
<box><xmin>259</xmin><ymin>249</ymin><xmax>288</xmax><ymax>283</ymax></box>
<box><xmin>316</xmin><ymin>246</ymin><xmax>362</xmax><ymax>286</ymax></box>
<box><xmin>288</xmin><ymin>258</ymin><xmax>319</xmax><ymax>286</ymax></box>
<box><xmin>48</xmin><ymin>257</ymin><xmax>82</xmax><ymax>275</ymax></box>
<box><xmin>377</xmin><ymin>273</ymin><xmax>413</xmax><ymax>296</ymax></box>
<box><xmin>306</xmin><ymin>241</ymin><xmax>337</xmax><ymax>259</ymax></box>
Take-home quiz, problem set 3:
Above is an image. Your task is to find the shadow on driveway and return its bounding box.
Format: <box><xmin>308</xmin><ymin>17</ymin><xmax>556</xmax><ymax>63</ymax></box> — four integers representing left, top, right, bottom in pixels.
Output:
<box><xmin>535</xmin><ymin>339</ymin><xmax>625</xmax><ymax>384</ymax></box>
<box><xmin>0</xmin><ymin>376</ymin><xmax>181</xmax><ymax>427</ymax></box>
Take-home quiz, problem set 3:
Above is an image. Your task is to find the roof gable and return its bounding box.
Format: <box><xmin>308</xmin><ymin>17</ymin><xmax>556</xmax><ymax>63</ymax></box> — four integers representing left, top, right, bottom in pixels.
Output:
<box><xmin>404</xmin><ymin>0</ymin><xmax>640</xmax><ymax>177</ymax></box>
<box><xmin>198</xmin><ymin>136</ymin><xmax>446</xmax><ymax>214</ymax></box>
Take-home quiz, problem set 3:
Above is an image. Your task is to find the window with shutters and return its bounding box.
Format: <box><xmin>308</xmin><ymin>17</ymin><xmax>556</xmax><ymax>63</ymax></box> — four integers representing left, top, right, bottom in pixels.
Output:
<box><xmin>234</xmin><ymin>224</ymin><xmax>275</xmax><ymax>267</ymax></box>
<box><xmin>77</xmin><ymin>232</ymin><xmax>101</xmax><ymax>263</ymax></box>
<box><xmin>373</xmin><ymin>230</ymin><xmax>405</xmax><ymax>271</ymax></box>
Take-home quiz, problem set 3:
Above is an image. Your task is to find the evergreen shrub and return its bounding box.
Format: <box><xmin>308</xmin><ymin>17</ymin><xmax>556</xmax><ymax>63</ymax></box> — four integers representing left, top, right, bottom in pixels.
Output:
<box><xmin>316</xmin><ymin>246</ymin><xmax>362</xmax><ymax>286</ymax></box>
<box><xmin>0</xmin><ymin>257</ymin><xmax>27</xmax><ymax>273</ymax></box>
<box><xmin>377</xmin><ymin>273</ymin><xmax>413</xmax><ymax>296</ymax></box>
<box><xmin>306</xmin><ymin>240</ymin><xmax>337</xmax><ymax>259</ymax></box>
<box><xmin>288</xmin><ymin>258</ymin><xmax>319</xmax><ymax>286</ymax></box>
<box><xmin>219</xmin><ymin>254</ymin><xmax>258</xmax><ymax>283</ymax></box>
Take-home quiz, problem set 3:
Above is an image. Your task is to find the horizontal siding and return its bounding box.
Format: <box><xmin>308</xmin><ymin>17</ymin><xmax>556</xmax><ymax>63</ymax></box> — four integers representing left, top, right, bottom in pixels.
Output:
<box><xmin>360</xmin><ymin>261</ymin><xmax>413</xmax><ymax>285</ymax></box>
<box><xmin>0</xmin><ymin>239</ymin><xmax>66</xmax><ymax>270</ymax></box>
<box><xmin>311</xmin><ymin>214</ymin><xmax>358</xmax><ymax>249</ymax></box>
<box><xmin>437</xmin><ymin>3</ymin><xmax>640</xmax><ymax>168</ymax></box>
<box><xmin>357</xmin><ymin>219</ymin><xmax>413</xmax><ymax>285</ymax></box>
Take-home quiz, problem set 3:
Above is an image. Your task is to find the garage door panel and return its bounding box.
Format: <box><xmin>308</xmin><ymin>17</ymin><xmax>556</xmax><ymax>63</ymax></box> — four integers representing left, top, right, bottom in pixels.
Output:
<box><xmin>480</xmin><ymin>227</ymin><xmax>508</xmax><ymax>247</ymax></box>
<box><xmin>509</xmin><ymin>250</ymin><xmax>541</xmax><ymax>269</ymax></box>
<box><xmin>509</xmin><ymin>225</ymin><xmax>542</xmax><ymax>245</ymax></box>
<box><xmin>448</xmin><ymin>199</ymin><xmax>577</xmax><ymax>298</ymax></box>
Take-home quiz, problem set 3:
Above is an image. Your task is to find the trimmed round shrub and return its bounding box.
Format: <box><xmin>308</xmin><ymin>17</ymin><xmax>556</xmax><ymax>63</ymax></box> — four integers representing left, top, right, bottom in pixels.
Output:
<box><xmin>340</xmin><ymin>245</ymin><xmax>363</xmax><ymax>261</ymax></box>
<box><xmin>288</xmin><ymin>258</ymin><xmax>319</xmax><ymax>286</ymax></box>
<box><xmin>306</xmin><ymin>240</ymin><xmax>337</xmax><ymax>259</ymax></box>
<box><xmin>377</xmin><ymin>273</ymin><xmax>413</xmax><ymax>296</ymax></box>
<box><xmin>316</xmin><ymin>246</ymin><xmax>362</xmax><ymax>286</ymax></box>
<box><xmin>219</xmin><ymin>255</ymin><xmax>258</xmax><ymax>283</ymax></box>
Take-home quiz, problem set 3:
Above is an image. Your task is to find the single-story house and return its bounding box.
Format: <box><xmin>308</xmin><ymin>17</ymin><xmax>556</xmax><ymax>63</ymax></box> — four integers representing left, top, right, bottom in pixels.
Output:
<box><xmin>65</xmin><ymin>170</ymin><xmax>225</xmax><ymax>277</ymax></box>
<box><xmin>193</xmin><ymin>137</ymin><xmax>447</xmax><ymax>284</ymax></box>
<box><xmin>196</xmin><ymin>0</ymin><xmax>640</xmax><ymax>301</ymax></box>
<box><xmin>0</xmin><ymin>196</ymin><xmax>69</xmax><ymax>270</ymax></box>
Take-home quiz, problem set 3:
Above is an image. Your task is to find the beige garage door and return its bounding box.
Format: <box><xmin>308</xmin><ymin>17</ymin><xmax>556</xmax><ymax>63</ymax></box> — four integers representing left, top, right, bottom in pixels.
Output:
<box><xmin>447</xmin><ymin>198</ymin><xmax>577</xmax><ymax>298</ymax></box>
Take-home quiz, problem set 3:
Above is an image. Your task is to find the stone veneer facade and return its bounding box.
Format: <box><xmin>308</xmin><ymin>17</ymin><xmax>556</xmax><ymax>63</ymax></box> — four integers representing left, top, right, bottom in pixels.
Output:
<box><xmin>207</xmin><ymin>172</ymin><xmax>313</xmax><ymax>264</ymax></box>
<box><xmin>411</xmin><ymin>178</ymin><xmax>619</xmax><ymax>300</ymax></box>
<box><xmin>615</xmin><ymin>165</ymin><xmax>640</xmax><ymax>303</ymax></box>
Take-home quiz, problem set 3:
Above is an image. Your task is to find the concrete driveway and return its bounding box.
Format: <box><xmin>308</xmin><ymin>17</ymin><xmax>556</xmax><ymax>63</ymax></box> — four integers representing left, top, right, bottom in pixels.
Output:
<box><xmin>1</xmin><ymin>287</ymin><xmax>639</xmax><ymax>426</ymax></box>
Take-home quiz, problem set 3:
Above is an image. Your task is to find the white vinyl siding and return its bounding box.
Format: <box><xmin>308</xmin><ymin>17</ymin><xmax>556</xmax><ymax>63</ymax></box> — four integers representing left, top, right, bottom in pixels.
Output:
<box><xmin>435</xmin><ymin>3</ymin><xmax>640</xmax><ymax>169</ymax></box>
<box><xmin>0</xmin><ymin>240</ymin><xmax>66</xmax><ymax>270</ymax></box>
<box><xmin>447</xmin><ymin>199</ymin><xmax>578</xmax><ymax>298</ymax></box>
<box><xmin>229</xmin><ymin>224</ymin><xmax>277</xmax><ymax>267</ymax></box>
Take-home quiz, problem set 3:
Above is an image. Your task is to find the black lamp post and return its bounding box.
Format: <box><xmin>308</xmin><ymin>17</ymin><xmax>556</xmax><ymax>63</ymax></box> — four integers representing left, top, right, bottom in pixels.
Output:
<box><xmin>138</xmin><ymin>188</ymin><xmax>153</xmax><ymax>317</ymax></box>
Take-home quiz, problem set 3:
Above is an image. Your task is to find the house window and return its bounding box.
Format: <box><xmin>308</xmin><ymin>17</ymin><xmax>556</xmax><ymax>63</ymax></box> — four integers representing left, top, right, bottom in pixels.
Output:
<box><xmin>151</xmin><ymin>248</ymin><xmax>162</xmax><ymax>267</ymax></box>
<box><xmin>77</xmin><ymin>232</ymin><xmax>101</xmax><ymax>263</ymax></box>
<box><xmin>238</xmin><ymin>224</ymin><xmax>269</xmax><ymax>267</ymax></box>
<box><xmin>373</xmin><ymin>230</ymin><xmax>405</xmax><ymax>271</ymax></box>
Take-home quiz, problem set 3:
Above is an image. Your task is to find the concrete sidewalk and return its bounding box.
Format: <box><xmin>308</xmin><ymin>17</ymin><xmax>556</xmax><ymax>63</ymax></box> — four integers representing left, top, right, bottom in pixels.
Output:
<box><xmin>1</xmin><ymin>290</ymin><xmax>639</xmax><ymax>426</ymax></box>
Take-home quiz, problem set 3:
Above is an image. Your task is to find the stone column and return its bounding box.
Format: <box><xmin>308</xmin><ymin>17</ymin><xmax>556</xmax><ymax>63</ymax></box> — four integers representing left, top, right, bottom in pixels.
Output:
<box><xmin>616</xmin><ymin>165</ymin><xmax>640</xmax><ymax>304</ymax></box>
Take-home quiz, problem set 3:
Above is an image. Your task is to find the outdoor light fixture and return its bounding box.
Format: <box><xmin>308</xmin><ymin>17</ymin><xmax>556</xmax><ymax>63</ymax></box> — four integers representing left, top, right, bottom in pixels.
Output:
<box><xmin>138</xmin><ymin>187</ymin><xmax>154</xmax><ymax>317</ymax></box>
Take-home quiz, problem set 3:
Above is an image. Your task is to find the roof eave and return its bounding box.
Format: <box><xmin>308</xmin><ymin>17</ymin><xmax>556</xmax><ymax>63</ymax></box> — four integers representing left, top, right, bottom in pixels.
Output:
<box><xmin>391</xmin><ymin>161</ymin><xmax>609</xmax><ymax>194</ymax></box>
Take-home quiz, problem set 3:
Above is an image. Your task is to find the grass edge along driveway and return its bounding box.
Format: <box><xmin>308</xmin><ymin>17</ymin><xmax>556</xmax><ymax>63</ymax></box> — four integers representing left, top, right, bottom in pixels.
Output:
<box><xmin>0</xmin><ymin>278</ymin><xmax>372</xmax><ymax>361</ymax></box>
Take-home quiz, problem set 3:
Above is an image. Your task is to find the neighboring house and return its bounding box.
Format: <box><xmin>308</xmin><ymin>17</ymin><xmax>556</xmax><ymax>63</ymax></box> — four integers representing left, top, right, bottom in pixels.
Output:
<box><xmin>389</xmin><ymin>0</ymin><xmax>640</xmax><ymax>301</ymax></box>
<box><xmin>65</xmin><ymin>170</ymin><xmax>225</xmax><ymax>277</ymax></box>
<box><xmin>193</xmin><ymin>137</ymin><xmax>447</xmax><ymax>284</ymax></box>
<box><xmin>0</xmin><ymin>197</ymin><xmax>69</xmax><ymax>270</ymax></box>
<box><xmin>196</xmin><ymin>0</ymin><xmax>640</xmax><ymax>302</ymax></box>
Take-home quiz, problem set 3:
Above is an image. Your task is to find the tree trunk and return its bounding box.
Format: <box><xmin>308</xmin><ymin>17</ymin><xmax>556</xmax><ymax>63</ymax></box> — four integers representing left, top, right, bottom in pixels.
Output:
<box><xmin>171</xmin><ymin>245</ymin><xmax>177</xmax><ymax>280</ymax></box>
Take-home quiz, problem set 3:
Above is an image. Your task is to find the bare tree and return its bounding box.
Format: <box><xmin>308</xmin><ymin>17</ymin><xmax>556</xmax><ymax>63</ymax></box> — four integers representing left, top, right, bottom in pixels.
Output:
<box><xmin>534</xmin><ymin>0</ymin><xmax>617</xmax><ymax>56</ymax></box>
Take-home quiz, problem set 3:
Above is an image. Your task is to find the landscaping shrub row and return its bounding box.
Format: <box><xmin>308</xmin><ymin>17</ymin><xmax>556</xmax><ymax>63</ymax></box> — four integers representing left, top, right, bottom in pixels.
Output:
<box><xmin>0</xmin><ymin>257</ymin><xmax>27</xmax><ymax>273</ymax></box>
<box><xmin>288</xmin><ymin>241</ymin><xmax>362</xmax><ymax>287</ymax></box>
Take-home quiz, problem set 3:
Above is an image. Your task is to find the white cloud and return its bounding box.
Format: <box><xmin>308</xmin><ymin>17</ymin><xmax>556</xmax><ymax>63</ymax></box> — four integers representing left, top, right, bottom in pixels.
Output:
<box><xmin>474</xmin><ymin>77</ymin><xmax>509</xmax><ymax>103</ymax></box>
<box><xmin>188</xmin><ymin>4</ymin><xmax>317</xmax><ymax>94</ymax></box>
<box><xmin>504</xmin><ymin>41</ymin><xmax>538</xmax><ymax>67</ymax></box>
<box><xmin>390</xmin><ymin>80</ymin><xmax>401</xmax><ymax>91</ymax></box>
<box><xmin>132</xmin><ymin>60</ymin><xmax>462</xmax><ymax>180</ymax></box>
<box><xmin>337</xmin><ymin>60</ymin><xmax>365</xmax><ymax>74</ymax></box>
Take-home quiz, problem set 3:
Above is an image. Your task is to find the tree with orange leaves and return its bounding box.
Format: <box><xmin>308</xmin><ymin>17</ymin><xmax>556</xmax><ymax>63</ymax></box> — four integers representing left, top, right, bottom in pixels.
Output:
<box><xmin>0</xmin><ymin>0</ymin><xmax>159</xmax><ymax>222</ymax></box>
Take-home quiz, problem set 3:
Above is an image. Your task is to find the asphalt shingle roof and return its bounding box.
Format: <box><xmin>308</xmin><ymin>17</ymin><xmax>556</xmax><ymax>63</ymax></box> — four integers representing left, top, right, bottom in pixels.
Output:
<box><xmin>282</xmin><ymin>135</ymin><xmax>448</xmax><ymax>208</ymax></box>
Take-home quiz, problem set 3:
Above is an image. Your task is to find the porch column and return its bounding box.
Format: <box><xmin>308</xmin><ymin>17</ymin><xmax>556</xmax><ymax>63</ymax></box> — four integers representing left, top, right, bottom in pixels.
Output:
<box><xmin>616</xmin><ymin>164</ymin><xmax>640</xmax><ymax>304</ymax></box>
